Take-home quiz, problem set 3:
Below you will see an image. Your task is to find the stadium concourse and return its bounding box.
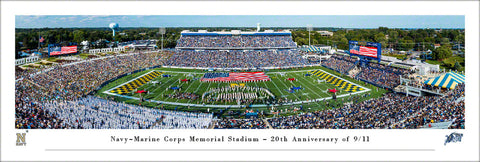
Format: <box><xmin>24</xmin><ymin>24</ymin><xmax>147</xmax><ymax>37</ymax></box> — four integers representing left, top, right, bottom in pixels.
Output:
<box><xmin>15</xmin><ymin>29</ymin><xmax>464</xmax><ymax>129</ymax></box>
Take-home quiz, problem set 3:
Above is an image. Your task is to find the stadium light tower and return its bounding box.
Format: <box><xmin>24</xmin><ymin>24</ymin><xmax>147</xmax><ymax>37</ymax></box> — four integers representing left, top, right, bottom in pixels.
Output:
<box><xmin>159</xmin><ymin>27</ymin><xmax>166</xmax><ymax>52</ymax></box>
<box><xmin>109</xmin><ymin>23</ymin><xmax>119</xmax><ymax>37</ymax></box>
<box><xmin>307</xmin><ymin>24</ymin><xmax>313</xmax><ymax>47</ymax></box>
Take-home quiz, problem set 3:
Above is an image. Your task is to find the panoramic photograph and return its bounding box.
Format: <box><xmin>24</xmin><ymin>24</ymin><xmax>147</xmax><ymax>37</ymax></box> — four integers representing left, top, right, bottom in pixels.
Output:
<box><xmin>15</xmin><ymin>15</ymin><xmax>465</xmax><ymax>129</ymax></box>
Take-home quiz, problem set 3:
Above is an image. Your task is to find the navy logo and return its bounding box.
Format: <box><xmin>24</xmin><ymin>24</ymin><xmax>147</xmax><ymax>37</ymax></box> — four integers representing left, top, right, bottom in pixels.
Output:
<box><xmin>444</xmin><ymin>132</ymin><xmax>463</xmax><ymax>146</ymax></box>
<box><xmin>16</xmin><ymin>133</ymin><xmax>26</xmax><ymax>146</ymax></box>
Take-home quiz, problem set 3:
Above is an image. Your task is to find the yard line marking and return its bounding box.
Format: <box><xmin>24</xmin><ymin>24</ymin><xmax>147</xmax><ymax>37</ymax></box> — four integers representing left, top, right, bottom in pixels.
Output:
<box><xmin>152</xmin><ymin>74</ymin><xmax>180</xmax><ymax>100</ymax></box>
<box><xmin>292</xmin><ymin>73</ymin><xmax>325</xmax><ymax>104</ymax></box>
<box><xmin>268</xmin><ymin>74</ymin><xmax>286</xmax><ymax>97</ymax></box>
<box><xmin>193</xmin><ymin>74</ymin><xmax>205</xmax><ymax>93</ymax></box>
<box><xmin>275</xmin><ymin>73</ymin><xmax>301</xmax><ymax>101</ymax></box>
<box><xmin>178</xmin><ymin>74</ymin><xmax>201</xmax><ymax>103</ymax></box>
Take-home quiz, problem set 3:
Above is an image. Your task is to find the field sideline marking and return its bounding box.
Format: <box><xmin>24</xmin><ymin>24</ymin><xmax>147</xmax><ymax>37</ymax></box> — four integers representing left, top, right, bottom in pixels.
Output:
<box><xmin>159</xmin><ymin>70</ymin><xmax>204</xmax><ymax>74</ymax></box>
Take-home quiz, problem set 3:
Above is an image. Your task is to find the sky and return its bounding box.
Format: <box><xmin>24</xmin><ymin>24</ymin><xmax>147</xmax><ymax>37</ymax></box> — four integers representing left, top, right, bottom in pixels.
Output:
<box><xmin>15</xmin><ymin>15</ymin><xmax>464</xmax><ymax>29</ymax></box>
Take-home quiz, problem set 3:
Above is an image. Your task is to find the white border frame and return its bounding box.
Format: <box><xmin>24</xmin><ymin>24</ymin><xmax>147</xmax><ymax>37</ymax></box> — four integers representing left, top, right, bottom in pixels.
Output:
<box><xmin>2</xmin><ymin>1</ymin><xmax>479</xmax><ymax>161</ymax></box>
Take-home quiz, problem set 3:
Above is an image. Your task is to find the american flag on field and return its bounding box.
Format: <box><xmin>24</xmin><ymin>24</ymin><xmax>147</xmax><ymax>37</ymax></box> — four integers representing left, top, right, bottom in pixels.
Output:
<box><xmin>200</xmin><ymin>72</ymin><xmax>271</xmax><ymax>82</ymax></box>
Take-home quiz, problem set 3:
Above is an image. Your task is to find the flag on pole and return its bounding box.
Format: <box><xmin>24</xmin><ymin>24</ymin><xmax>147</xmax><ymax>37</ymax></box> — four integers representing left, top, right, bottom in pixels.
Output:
<box><xmin>39</xmin><ymin>36</ymin><xmax>45</xmax><ymax>43</ymax></box>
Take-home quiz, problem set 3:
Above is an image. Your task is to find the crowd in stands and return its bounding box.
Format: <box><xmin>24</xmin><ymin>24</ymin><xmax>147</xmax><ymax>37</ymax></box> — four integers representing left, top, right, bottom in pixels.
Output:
<box><xmin>392</xmin><ymin>84</ymin><xmax>465</xmax><ymax>129</ymax></box>
<box><xmin>322</xmin><ymin>55</ymin><xmax>357</xmax><ymax>74</ymax></box>
<box><xmin>214</xmin><ymin>118</ymin><xmax>267</xmax><ymax>129</ymax></box>
<box><xmin>306</xmin><ymin>57</ymin><xmax>322</xmax><ymax>63</ymax></box>
<box><xmin>322</xmin><ymin>54</ymin><xmax>415</xmax><ymax>89</ymax></box>
<box><xmin>41</xmin><ymin>96</ymin><xmax>159</xmax><ymax>129</ymax></box>
<box><xmin>15</xmin><ymin>51</ymin><xmax>180</xmax><ymax>129</ymax></box>
<box><xmin>356</xmin><ymin>67</ymin><xmax>401</xmax><ymax>89</ymax></box>
<box><xmin>16</xmin><ymin>67</ymin><xmax>41</xmax><ymax>80</ymax></box>
<box><xmin>176</xmin><ymin>35</ymin><xmax>296</xmax><ymax>48</ymax></box>
<box><xmin>165</xmin><ymin>50</ymin><xmax>310</xmax><ymax>68</ymax></box>
<box><xmin>267</xmin><ymin>82</ymin><xmax>464</xmax><ymax>129</ymax></box>
<box><xmin>21</xmin><ymin>52</ymin><xmax>163</xmax><ymax>101</ymax></box>
<box><xmin>368</xmin><ymin>62</ymin><xmax>411</xmax><ymax>74</ymax></box>
<box><xmin>40</xmin><ymin>96</ymin><xmax>212</xmax><ymax>129</ymax></box>
<box><xmin>15</xmin><ymin>80</ymin><xmax>66</xmax><ymax>129</ymax></box>
<box><xmin>355</xmin><ymin>64</ymin><xmax>413</xmax><ymax>89</ymax></box>
<box><xmin>150</xmin><ymin>109</ymin><xmax>213</xmax><ymax>129</ymax></box>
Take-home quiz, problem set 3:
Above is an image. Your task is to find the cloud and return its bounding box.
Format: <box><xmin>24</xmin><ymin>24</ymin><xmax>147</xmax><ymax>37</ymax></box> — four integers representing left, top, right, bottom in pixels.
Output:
<box><xmin>79</xmin><ymin>15</ymin><xmax>109</xmax><ymax>23</ymax></box>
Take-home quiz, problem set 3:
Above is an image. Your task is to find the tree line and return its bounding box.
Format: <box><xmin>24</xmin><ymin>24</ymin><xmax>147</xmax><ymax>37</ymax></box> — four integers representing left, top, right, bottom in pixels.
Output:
<box><xmin>292</xmin><ymin>27</ymin><xmax>464</xmax><ymax>50</ymax></box>
<box><xmin>16</xmin><ymin>27</ymin><xmax>464</xmax><ymax>60</ymax></box>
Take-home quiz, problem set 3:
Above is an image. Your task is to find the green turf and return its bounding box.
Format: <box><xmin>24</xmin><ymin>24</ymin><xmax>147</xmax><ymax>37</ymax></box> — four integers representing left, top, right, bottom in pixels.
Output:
<box><xmin>95</xmin><ymin>66</ymin><xmax>387</xmax><ymax>118</ymax></box>
<box><xmin>111</xmin><ymin>70</ymin><xmax>350</xmax><ymax>105</ymax></box>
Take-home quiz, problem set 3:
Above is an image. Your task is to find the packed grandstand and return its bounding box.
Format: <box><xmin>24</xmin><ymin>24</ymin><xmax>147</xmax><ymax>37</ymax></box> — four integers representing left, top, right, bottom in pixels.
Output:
<box><xmin>15</xmin><ymin>29</ymin><xmax>465</xmax><ymax>129</ymax></box>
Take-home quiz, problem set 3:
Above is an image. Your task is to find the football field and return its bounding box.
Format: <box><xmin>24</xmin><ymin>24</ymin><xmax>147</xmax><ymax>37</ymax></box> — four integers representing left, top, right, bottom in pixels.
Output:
<box><xmin>101</xmin><ymin>67</ymin><xmax>370</xmax><ymax>109</ymax></box>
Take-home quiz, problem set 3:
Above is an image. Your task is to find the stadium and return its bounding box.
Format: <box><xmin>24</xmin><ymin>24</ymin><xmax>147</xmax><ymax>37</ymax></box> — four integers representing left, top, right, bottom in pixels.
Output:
<box><xmin>15</xmin><ymin>28</ymin><xmax>465</xmax><ymax>129</ymax></box>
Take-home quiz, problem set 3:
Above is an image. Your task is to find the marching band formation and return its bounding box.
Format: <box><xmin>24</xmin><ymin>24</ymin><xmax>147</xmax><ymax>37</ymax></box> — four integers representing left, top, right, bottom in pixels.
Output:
<box><xmin>202</xmin><ymin>86</ymin><xmax>275</xmax><ymax>104</ymax></box>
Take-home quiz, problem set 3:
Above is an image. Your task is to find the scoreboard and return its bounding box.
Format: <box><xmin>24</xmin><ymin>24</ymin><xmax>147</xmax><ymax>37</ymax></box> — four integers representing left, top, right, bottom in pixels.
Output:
<box><xmin>349</xmin><ymin>41</ymin><xmax>381</xmax><ymax>61</ymax></box>
<box><xmin>48</xmin><ymin>44</ymin><xmax>78</xmax><ymax>56</ymax></box>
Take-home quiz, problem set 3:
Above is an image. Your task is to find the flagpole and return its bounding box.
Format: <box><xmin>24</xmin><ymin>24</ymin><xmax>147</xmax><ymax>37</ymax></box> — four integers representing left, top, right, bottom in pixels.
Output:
<box><xmin>38</xmin><ymin>32</ymin><xmax>40</xmax><ymax>51</ymax></box>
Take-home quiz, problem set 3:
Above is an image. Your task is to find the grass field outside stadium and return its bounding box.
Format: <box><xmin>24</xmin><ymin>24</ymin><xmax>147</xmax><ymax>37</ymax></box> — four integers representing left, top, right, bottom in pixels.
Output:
<box><xmin>95</xmin><ymin>66</ymin><xmax>388</xmax><ymax>118</ymax></box>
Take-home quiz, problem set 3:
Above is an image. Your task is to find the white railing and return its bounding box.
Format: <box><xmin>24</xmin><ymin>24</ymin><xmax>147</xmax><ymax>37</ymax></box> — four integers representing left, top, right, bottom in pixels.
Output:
<box><xmin>89</xmin><ymin>47</ymin><xmax>125</xmax><ymax>54</ymax></box>
<box><xmin>15</xmin><ymin>56</ymin><xmax>39</xmax><ymax>66</ymax></box>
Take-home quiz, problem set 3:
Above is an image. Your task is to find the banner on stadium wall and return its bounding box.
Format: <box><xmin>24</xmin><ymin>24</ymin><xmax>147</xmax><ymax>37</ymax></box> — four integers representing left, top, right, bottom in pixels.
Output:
<box><xmin>348</xmin><ymin>41</ymin><xmax>381</xmax><ymax>60</ymax></box>
<box><xmin>48</xmin><ymin>45</ymin><xmax>78</xmax><ymax>56</ymax></box>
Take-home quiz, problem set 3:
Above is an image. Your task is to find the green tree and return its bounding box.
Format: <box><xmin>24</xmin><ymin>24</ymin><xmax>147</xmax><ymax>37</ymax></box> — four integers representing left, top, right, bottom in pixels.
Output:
<box><xmin>73</xmin><ymin>30</ymin><xmax>85</xmax><ymax>44</ymax></box>
<box><xmin>440</xmin><ymin>37</ymin><xmax>450</xmax><ymax>46</ymax></box>
<box><xmin>453</xmin><ymin>61</ymin><xmax>462</xmax><ymax>71</ymax></box>
<box><xmin>295</xmin><ymin>37</ymin><xmax>307</xmax><ymax>46</ymax></box>
<box><xmin>432</xmin><ymin>46</ymin><xmax>452</xmax><ymax>60</ymax></box>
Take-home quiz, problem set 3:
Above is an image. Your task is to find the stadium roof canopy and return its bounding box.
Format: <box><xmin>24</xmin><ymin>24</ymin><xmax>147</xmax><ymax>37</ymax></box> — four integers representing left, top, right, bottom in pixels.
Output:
<box><xmin>424</xmin><ymin>72</ymin><xmax>465</xmax><ymax>89</ymax></box>
<box><xmin>306</xmin><ymin>46</ymin><xmax>321</xmax><ymax>52</ymax></box>
<box><xmin>299</xmin><ymin>45</ymin><xmax>331</xmax><ymax>52</ymax></box>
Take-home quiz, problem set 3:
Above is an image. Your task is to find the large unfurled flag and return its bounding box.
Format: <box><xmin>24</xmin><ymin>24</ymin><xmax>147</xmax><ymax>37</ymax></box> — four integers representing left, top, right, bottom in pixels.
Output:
<box><xmin>358</xmin><ymin>46</ymin><xmax>378</xmax><ymax>58</ymax></box>
<box><xmin>39</xmin><ymin>36</ymin><xmax>45</xmax><ymax>43</ymax></box>
<box><xmin>200</xmin><ymin>72</ymin><xmax>270</xmax><ymax>82</ymax></box>
<box><xmin>350</xmin><ymin>45</ymin><xmax>378</xmax><ymax>58</ymax></box>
